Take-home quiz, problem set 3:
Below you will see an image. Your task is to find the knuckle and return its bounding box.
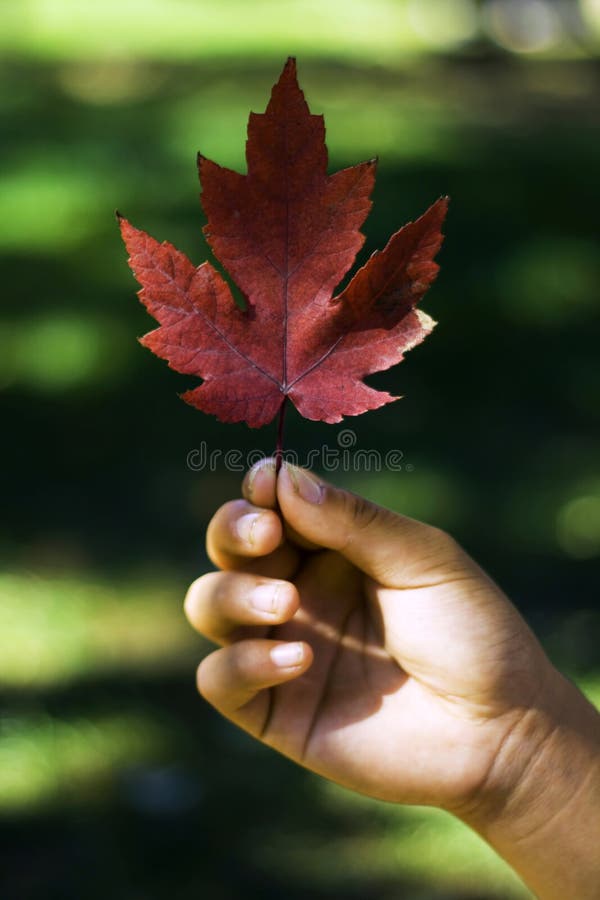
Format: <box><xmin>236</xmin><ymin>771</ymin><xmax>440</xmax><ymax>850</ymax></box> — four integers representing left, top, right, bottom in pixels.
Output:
<box><xmin>223</xmin><ymin>498</ymin><xmax>250</xmax><ymax>517</ymax></box>
<box><xmin>227</xmin><ymin>644</ymin><xmax>250</xmax><ymax>684</ymax></box>
<box><xmin>334</xmin><ymin>490</ymin><xmax>390</xmax><ymax>554</ymax></box>
<box><xmin>430</xmin><ymin>525</ymin><xmax>461</xmax><ymax>557</ymax></box>
<box><xmin>197</xmin><ymin>646</ymin><xmax>242</xmax><ymax>700</ymax></box>
<box><xmin>345</xmin><ymin>491</ymin><xmax>381</xmax><ymax>531</ymax></box>
<box><xmin>424</xmin><ymin>525</ymin><xmax>469</xmax><ymax>572</ymax></box>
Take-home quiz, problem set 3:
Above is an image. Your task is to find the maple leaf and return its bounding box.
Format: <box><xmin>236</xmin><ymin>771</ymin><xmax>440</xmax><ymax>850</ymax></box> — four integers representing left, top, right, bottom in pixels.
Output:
<box><xmin>119</xmin><ymin>58</ymin><xmax>448</xmax><ymax>433</ymax></box>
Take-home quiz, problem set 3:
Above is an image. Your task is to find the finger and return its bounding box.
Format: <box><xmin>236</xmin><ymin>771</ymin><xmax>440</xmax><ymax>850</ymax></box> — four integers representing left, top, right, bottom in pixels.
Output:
<box><xmin>206</xmin><ymin>497</ymin><xmax>301</xmax><ymax>578</ymax></box>
<box><xmin>242</xmin><ymin>458</ymin><xmax>278</xmax><ymax>508</ymax></box>
<box><xmin>277</xmin><ymin>464</ymin><xmax>470</xmax><ymax>588</ymax></box>
<box><xmin>197</xmin><ymin>639</ymin><xmax>313</xmax><ymax>729</ymax></box>
<box><xmin>184</xmin><ymin>571</ymin><xmax>300</xmax><ymax>645</ymax></box>
<box><xmin>205</xmin><ymin>497</ymin><xmax>278</xmax><ymax>564</ymax></box>
<box><xmin>243</xmin><ymin>459</ymin><xmax>320</xmax><ymax>551</ymax></box>
<box><xmin>206</xmin><ymin>499</ymin><xmax>282</xmax><ymax>565</ymax></box>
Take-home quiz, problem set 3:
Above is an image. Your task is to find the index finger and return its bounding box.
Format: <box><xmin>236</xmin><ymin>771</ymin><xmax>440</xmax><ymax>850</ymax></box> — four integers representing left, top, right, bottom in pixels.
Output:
<box><xmin>242</xmin><ymin>458</ymin><xmax>278</xmax><ymax>508</ymax></box>
<box><xmin>243</xmin><ymin>458</ymin><xmax>321</xmax><ymax>552</ymax></box>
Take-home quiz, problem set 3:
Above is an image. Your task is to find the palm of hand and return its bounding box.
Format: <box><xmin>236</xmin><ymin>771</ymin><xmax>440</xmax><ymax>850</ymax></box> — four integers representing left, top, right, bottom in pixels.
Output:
<box><xmin>238</xmin><ymin>539</ymin><xmax>542</xmax><ymax>810</ymax></box>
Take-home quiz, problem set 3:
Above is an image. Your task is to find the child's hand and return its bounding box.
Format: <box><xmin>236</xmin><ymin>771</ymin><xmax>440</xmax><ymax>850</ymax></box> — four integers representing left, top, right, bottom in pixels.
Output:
<box><xmin>185</xmin><ymin>462</ymin><xmax>600</xmax><ymax>899</ymax></box>
<box><xmin>184</xmin><ymin>460</ymin><xmax>561</xmax><ymax>807</ymax></box>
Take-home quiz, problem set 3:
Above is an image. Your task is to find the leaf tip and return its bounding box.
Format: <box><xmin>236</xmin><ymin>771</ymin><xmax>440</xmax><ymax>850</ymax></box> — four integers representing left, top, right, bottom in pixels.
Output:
<box><xmin>116</xmin><ymin>210</ymin><xmax>132</xmax><ymax>238</ymax></box>
<box><xmin>434</xmin><ymin>196</ymin><xmax>450</xmax><ymax>221</ymax></box>
<box><xmin>277</xmin><ymin>56</ymin><xmax>299</xmax><ymax>90</ymax></box>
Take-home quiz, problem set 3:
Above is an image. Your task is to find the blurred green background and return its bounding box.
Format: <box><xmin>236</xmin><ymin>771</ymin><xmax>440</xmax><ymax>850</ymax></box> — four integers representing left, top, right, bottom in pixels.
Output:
<box><xmin>1</xmin><ymin>1</ymin><xmax>599</xmax><ymax>897</ymax></box>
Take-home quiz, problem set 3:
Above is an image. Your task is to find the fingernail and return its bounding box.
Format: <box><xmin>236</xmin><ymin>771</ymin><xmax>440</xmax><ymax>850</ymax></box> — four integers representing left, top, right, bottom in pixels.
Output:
<box><xmin>236</xmin><ymin>513</ymin><xmax>262</xmax><ymax>545</ymax></box>
<box><xmin>245</xmin><ymin>458</ymin><xmax>275</xmax><ymax>500</ymax></box>
<box><xmin>250</xmin><ymin>583</ymin><xmax>281</xmax><ymax>615</ymax></box>
<box><xmin>286</xmin><ymin>465</ymin><xmax>323</xmax><ymax>504</ymax></box>
<box><xmin>271</xmin><ymin>642</ymin><xmax>304</xmax><ymax>668</ymax></box>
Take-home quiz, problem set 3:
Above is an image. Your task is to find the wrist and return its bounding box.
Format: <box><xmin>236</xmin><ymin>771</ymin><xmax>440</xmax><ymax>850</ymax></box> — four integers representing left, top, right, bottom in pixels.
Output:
<box><xmin>458</xmin><ymin>666</ymin><xmax>600</xmax><ymax>898</ymax></box>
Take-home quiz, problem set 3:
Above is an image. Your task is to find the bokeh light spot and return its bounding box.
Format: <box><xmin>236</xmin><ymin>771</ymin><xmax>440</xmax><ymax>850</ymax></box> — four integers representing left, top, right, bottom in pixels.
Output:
<box><xmin>57</xmin><ymin>61</ymin><xmax>166</xmax><ymax>104</ymax></box>
<box><xmin>497</xmin><ymin>238</ymin><xmax>599</xmax><ymax>324</ymax></box>
<box><xmin>581</xmin><ymin>0</ymin><xmax>600</xmax><ymax>35</ymax></box>
<box><xmin>0</xmin><ymin>157</ymin><xmax>115</xmax><ymax>250</ymax></box>
<box><xmin>407</xmin><ymin>0</ymin><xmax>479</xmax><ymax>48</ymax></box>
<box><xmin>8</xmin><ymin>314</ymin><xmax>128</xmax><ymax>392</ymax></box>
<box><xmin>557</xmin><ymin>493</ymin><xmax>600</xmax><ymax>558</ymax></box>
<box><xmin>483</xmin><ymin>0</ymin><xmax>563</xmax><ymax>53</ymax></box>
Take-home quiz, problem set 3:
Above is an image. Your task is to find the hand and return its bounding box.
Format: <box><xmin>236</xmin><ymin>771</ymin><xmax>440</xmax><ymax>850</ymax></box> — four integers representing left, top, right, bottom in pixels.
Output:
<box><xmin>185</xmin><ymin>460</ymin><xmax>556</xmax><ymax>806</ymax></box>
<box><xmin>185</xmin><ymin>462</ymin><xmax>600</xmax><ymax>898</ymax></box>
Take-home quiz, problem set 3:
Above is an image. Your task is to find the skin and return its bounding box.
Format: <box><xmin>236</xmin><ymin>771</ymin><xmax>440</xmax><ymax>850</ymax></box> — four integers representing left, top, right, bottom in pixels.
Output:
<box><xmin>185</xmin><ymin>461</ymin><xmax>600</xmax><ymax>899</ymax></box>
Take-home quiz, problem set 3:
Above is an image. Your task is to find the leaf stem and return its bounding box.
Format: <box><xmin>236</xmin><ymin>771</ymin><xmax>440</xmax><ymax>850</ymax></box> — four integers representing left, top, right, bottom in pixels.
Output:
<box><xmin>275</xmin><ymin>397</ymin><xmax>288</xmax><ymax>474</ymax></box>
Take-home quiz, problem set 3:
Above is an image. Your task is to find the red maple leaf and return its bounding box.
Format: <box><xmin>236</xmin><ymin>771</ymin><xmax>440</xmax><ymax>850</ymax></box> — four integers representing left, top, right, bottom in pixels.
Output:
<box><xmin>119</xmin><ymin>58</ymin><xmax>447</xmax><ymax>434</ymax></box>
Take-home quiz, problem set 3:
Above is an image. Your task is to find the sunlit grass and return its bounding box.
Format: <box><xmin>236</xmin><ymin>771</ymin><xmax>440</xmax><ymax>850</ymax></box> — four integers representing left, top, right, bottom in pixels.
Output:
<box><xmin>0</xmin><ymin>712</ymin><xmax>167</xmax><ymax>812</ymax></box>
<box><xmin>0</xmin><ymin>0</ymin><xmax>436</xmax><ymax>63</ymax></box>
<box><xmin>0</xmin><ymin>156</ymin><xmax>120</xmax><ymax>251</ymax></box>
<box><xmin>0</xmin><ymin>314</ymin><xmax>130</xmax><ymax>391</ymax></box>
<box><xmin>0</xmin><ymin>571</ymin><xmax>200</xmax><ymax>814</ymax></box>
<box><xmin>0</xmin><ymin>571</ymin><xmax>200</xmax><ymax>688</ymax></box>
<box><xmin>2</xmin><ymin>0</ymin><xmax>597</xmax><ymax>63</ymax></box>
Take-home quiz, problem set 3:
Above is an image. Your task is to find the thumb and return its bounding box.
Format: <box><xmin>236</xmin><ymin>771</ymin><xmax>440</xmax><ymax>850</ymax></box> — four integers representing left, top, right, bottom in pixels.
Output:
<box><xmin>277</xmin><ymin>463</ymin><xmax>465</xmax><ymax>588</ymax></box>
